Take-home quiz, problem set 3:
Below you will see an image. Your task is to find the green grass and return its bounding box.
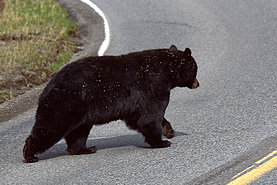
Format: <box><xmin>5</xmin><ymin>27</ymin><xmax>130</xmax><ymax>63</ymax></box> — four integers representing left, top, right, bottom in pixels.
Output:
<box><xmin>0</xmin><ymin>90</ymin><xmax>12</xmax><ymax>101</ymax></box>
<box><xmin>48</xmin><ymin>51</ymin><xmax>73</xmax><ymax>71</ymax></box>
<box><xmin>0</xmin><ymin>0</ymin><xmax>79</xmax><ymax>102</ymax></box>
<box><xmin>0</xmin><ymin>0</ymin><xmax>77</xmax><ymax>72</ymax></box>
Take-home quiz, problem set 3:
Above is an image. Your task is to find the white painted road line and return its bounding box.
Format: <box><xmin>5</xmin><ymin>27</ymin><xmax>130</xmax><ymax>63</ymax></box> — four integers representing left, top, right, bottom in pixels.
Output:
<box><xmin>79</xmin><ymin>0</ymin><xmax>110</xmax><ymax>56</ymax></box>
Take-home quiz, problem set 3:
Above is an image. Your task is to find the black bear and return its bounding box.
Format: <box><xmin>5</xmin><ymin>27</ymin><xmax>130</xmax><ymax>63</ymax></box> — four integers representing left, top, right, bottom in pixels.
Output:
<box><xmin>23</xmin><ymin>45</ymin><xmax>199</xmax><ymax>162</ymax></box>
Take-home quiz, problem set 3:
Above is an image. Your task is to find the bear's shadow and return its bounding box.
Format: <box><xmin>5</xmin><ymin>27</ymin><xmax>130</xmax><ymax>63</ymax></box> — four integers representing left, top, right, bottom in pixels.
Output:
<box><xmin>37</xmin><ymin>131</ymin><xmax>187</xmax><ymax>161</ymax></box>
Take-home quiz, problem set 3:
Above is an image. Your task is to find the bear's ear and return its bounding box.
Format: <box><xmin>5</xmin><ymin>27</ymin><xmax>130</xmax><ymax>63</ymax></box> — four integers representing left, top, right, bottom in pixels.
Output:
<box><xmin>184</xmin><ymin>48</ymin><xmax>191</xmax><ymax>57</ymax></box>
<box><xmin>169</xmin><ymin>45</ymin><xmax>177</xmax><ymax>51</ymax></box>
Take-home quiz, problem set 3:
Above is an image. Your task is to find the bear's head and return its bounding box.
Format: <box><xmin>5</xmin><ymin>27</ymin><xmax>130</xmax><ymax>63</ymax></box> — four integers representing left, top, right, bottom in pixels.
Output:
<box><xmin>168</xmin><ymin>45</ymin><xmax>199</xmax><ymax>89</ymax></box>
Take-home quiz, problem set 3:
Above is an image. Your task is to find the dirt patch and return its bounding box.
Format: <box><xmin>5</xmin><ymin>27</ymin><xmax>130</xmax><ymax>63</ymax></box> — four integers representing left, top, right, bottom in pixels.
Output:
<box><xmin>0</xmin><ymin>66</ymin><xmax>52</xmax><ymax>104</ymax></box>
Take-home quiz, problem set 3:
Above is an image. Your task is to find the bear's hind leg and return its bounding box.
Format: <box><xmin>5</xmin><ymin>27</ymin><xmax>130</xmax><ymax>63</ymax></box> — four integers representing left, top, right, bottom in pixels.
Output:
<box><xmin>23</xmin><ymin>136</ymin><xmax>39</xmax><ymax>163</ymax></box>
<box><xmin>65</xmin><ymin>124</ymin><xmax>96</xmax><ymax>155</ymax></box>
<box><xmin>23</xmin><ymin>126</ymin><xmax>64</xmax><ymax>163</ymax></box>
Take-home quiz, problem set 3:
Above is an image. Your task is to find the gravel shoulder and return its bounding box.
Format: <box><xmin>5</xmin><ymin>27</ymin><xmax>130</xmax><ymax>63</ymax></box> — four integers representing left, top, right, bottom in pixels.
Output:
<box><xmin>0</xmin><ymin>0</ymin><xmax>105</xmax><ymax>123</ymax></box>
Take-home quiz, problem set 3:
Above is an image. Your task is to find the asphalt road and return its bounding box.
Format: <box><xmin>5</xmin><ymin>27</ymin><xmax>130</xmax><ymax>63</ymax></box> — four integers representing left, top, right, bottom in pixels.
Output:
<box><xmin>1</xmin><ymin>0</ymin><xmax>276</xmax><ymax>184</ymax></box>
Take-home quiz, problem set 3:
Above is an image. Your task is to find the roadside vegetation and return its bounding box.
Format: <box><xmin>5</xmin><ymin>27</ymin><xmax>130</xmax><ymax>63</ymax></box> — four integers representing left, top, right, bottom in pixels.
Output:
<box><xmin>0</xmin><ymin>0</ymin><xmax>79</xmax><ymax>103</ymax></box>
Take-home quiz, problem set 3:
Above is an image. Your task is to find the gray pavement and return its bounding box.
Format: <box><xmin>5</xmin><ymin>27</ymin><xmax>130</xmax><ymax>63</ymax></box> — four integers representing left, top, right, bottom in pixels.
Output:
<box><xmin>0</xmin><ymin>0</ymin><xmax>276</xmax><ymax>184</ymax></box>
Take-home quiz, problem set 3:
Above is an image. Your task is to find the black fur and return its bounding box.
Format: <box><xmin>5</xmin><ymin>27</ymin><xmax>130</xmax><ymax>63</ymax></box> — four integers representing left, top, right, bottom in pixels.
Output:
<box><xmin>23</xmin><ymin>45</ymin><xmax>199</xmax><ymax>162</ymax></box>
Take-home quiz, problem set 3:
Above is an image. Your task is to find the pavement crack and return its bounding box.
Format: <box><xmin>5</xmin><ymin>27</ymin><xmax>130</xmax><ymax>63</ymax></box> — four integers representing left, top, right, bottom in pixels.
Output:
<box><xmin>143</xmin><ymin>20</ymin><xmax>193</xmax><ymax>28</ymax></box>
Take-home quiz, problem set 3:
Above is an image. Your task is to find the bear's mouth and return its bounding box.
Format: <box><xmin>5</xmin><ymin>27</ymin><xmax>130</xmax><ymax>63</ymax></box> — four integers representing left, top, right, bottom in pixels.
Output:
<box><xmin>191</xmin><ymin>78</ymin><xmax>199</xmax><ymax>89</ymax></box>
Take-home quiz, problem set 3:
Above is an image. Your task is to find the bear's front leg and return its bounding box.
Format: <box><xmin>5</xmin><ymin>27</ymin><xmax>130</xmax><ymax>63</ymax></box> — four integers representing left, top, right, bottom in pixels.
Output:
<box><xmin>162</xmin><ymin>118</ymin><xmax>175</xmax><ymax>139</ymax></box>
<box><xmin>138</xmin><ymin>117</ymin><xmax>171</xmax><ymax>148</ymax></box>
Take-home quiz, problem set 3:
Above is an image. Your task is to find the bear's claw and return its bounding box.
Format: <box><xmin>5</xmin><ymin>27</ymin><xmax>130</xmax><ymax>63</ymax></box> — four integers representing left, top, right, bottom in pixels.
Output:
<box><xmin>162</xmin><ymin>121</ymin><xmax>175</xmax><ymax>139</ymax></box>
<box><xmin>67</xmin><ymin>146</ymin><xmax>97</xmax><ymax>155</ymax></box>
<box><xmin>24</xmin><ymin>156</ymin><xmax>38</xmax><ymax>163</ymax></box>
<box><xmin>150</xmin><ymin>140</ymin><xmax>171</xmax><ymax>148</ymax></box>
<box><xmin>23</xmin><ymin>137</ymin><xmax>38</xmax><ymax>163</ymax></box>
